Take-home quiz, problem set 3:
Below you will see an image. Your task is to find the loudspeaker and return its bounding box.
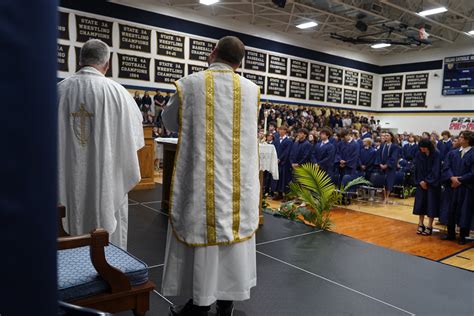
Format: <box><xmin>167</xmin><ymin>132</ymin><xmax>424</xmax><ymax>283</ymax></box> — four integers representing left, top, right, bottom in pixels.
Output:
<box><xmin>356</xmin><ymin>20</ymin><xmax>368</xmax><ymax>32</ymax></box>
<box><xmin>272</xmin><ymin>0</ymin><xmax>286</xmax><ymax>8</ymax></box>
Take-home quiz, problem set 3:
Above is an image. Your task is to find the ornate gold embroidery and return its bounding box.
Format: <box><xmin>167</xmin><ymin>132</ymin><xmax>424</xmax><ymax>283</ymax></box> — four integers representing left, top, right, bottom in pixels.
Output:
<box><xmin>232</xmin><ymin>74</ymin><xmax>242</xmax><ymax>240</ymax></box>
<box><xmin>70</xmin><ymin>104</ymin><xmax>94</xmax><ymax>147</ymax></box>
<box><xmin>205</xmin><ymin>71</ymin><xmax>217</xmax><ymax>244</ymax></box>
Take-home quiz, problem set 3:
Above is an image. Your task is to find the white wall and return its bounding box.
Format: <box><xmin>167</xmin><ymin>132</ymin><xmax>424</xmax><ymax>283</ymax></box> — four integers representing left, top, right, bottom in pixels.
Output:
<box><xmin>377</xmin><ymin>113</ymin><xmax>474</xmax><ymax>135</ymax></box>
<box><xmin>373</xmin><ymin>69</ymin><xmax>474</xmax><ymax>112</ymax></box>
<box><xmin>376</xmin><ymin>43</ymin><xmax>474</xmax><ymax>66</ymax></box>
<box><xmin>374</xmin><ymin>44</ymin><xmax>474</xmax><ymax>112</ymax></box>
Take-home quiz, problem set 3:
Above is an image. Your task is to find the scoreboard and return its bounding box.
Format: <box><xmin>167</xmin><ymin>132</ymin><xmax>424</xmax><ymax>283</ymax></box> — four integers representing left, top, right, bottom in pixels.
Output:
<box><xmin>442</xmin><ymin>54</ymin><xmax>474</xmax><ymax>96</ymax></box>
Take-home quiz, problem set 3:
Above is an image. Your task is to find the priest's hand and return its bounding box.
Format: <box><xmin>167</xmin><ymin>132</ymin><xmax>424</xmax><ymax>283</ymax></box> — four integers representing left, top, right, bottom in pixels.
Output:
<box><xmin>420</xmin><ymin>181</ymin><xmax>428</xmax><ymax>190</ymax></box>
<box><xmin>450</xmin><ymin>176</ymin><xmax>461</xmax><ymax>188</ymax></box>
<box><xmin>292</xmin><ymin>163</ymin><xmax>299</xmax><ymax>168</ymax></box>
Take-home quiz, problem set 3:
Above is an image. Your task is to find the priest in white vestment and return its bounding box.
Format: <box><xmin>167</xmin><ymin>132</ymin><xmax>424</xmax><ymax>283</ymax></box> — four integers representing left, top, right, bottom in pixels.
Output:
<box><xmin>162</xmin><ymin>36</ymin><xmax>260</xmax><ymax>316</ymax></box>
<box><xmin>57</xmin><ymin>39</ymin><xmax>144</xmax><ymax>250</ymax></box>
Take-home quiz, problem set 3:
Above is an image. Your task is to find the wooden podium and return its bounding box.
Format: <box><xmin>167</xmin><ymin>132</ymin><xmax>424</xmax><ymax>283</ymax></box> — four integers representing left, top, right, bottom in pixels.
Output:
<box><xmin>133</xmin><ymin>125</ymin><xmax>156</xmax><ymax>190</ymax></box>
<box><xmin>159</xmin><ymin>139</ymin><xmax>264</xmax><ymax>224</ymax></box>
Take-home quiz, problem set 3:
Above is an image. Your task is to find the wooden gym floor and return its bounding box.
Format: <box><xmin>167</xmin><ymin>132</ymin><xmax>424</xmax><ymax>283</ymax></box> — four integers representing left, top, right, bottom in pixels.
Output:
<box><xmin>156</xmin><ymin>170</ymin><xmax>472</xmax><ymax>271</ymax></box>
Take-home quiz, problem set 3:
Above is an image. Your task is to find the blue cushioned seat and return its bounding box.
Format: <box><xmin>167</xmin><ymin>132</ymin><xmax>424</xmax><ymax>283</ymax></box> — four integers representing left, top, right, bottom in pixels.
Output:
<box><xmin>58</xmin><ymin>244</ymin><xmax>149</xmax><ymax>302</ymax></box>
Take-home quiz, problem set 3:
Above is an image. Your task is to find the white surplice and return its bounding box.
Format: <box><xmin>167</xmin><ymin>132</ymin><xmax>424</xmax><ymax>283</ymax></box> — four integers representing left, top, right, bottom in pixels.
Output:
<box><xmin>161</xmin><ymin>63</ymin><xmax>260</xmax><ymax>305</ymax></box>
<box><xmin>57</xmin><ymin>66</ymin><xmax>144</xmax><ymax>250</ymax></box>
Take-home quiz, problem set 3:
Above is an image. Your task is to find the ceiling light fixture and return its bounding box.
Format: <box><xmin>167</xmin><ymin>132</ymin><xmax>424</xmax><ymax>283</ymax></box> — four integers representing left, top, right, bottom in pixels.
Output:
<box><xmin>200</xmin><ymin>0</ymin><xmax>219</xmax><ymax>5</ymax></box>
<box><xmin>418</xmin><ymin>7</ymin><xmax>447</xmax><ymax>17</ymax></box>
<box><xmin>371</xmin><ymin>43</ymin><xmax>391</xmax><ymax>49</ymax></box>
<box><xmin>296</xmin><ymin>21</ymin><xmax>318</xmax><ymax>29</ymax></box>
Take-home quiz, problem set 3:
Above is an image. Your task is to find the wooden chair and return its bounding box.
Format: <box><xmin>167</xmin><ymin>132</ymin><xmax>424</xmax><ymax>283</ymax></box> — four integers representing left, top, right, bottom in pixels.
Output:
<box><xmin>57</xmin><ymin>206</ymin><xmax>155</xmax><ymax>316</ymax></box>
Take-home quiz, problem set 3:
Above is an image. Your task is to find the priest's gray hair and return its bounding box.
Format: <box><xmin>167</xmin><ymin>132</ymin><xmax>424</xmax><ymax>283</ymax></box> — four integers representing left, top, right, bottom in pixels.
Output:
<box><xmin>79</xmin><ymin>39</ymin><xmax>110</xmax><ymax>67</ymax></box>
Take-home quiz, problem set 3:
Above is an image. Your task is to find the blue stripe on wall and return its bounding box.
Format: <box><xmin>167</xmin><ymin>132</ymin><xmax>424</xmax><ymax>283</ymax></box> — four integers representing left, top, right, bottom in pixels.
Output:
<box><xmin>59</xmin><ymin>0</ymin><xmax>442</xmax><ymax>74</ymax></box>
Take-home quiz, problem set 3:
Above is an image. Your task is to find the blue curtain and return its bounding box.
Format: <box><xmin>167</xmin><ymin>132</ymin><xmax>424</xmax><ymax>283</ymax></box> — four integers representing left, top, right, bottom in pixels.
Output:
<box><xmin>0</xmin><ymin>0</ymin><xmax>58</xmax><ymax>315</ymax></box>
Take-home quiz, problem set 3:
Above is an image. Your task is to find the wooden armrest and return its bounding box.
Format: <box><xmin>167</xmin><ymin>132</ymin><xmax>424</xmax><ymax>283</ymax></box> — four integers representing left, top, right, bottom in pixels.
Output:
<box><xmin>58</xmin><ymin>229</ymin><xmax>131</xmax><ymax>293</ymax></box>
<box><xmin>58</xmin><ymin>233</ymin><xmax>96</xmax><ymax>250</ymax></box>
<box><xmin>57</xmin><ymin>204</ymin><xmax>70</xmax><ymax>237</ymax></box>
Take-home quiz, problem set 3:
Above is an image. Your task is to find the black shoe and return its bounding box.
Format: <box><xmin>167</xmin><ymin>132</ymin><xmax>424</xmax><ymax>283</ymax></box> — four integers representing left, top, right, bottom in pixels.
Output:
<box><xmin>421</xmin><ymin>226</ymin><xmax>432</xmax><ymax>236</ymax></box>
<box><xmin>216</xmin><ymin>301</ymin><xmax>234</xmax><ymax>316</ymax></box>
<box><xmin>416</xmin><ymin>224</ymin><xmax>425</xmax><ymax>235</ymax></box>
<box><xmin>440</xmin><ymin>235</ymin><xmax>456</xmax><ymax>241</ymax></box>
<box><xmin>169</xmin><ymin>300</ymin><xmax>209</xmax><ymax>316</ymax></box>
<box><xmin>458</xmin><ymin>237</ymin><xmax>467</xmax><ymax>245</ymax></box>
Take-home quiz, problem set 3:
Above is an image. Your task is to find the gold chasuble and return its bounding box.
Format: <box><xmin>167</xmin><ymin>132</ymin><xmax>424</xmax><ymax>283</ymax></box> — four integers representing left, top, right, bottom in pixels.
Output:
<box><xmin>164</xmin><ymin>63</ymin><xmax>261</xmax><ymax>247</ymax></box>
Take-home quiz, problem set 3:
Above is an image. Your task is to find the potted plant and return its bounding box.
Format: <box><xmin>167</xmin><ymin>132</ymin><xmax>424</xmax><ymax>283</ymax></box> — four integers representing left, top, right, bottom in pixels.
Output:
<box><xmin>286</xmin><ymin>163</ymin><xmax>371</xmax><ymax>229</ymax></box>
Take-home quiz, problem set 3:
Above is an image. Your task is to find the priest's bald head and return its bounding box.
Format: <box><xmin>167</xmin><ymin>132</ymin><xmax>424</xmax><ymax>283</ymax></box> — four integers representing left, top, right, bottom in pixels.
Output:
<box><xmin>79</xmin><ymin>39</ymin><xmax>110</xmax><ymax>75</ymax></box>
<box><xmin>208</xmin><ymin>36</ymin><xmax>245</xmax><ymax>70</ymax></box>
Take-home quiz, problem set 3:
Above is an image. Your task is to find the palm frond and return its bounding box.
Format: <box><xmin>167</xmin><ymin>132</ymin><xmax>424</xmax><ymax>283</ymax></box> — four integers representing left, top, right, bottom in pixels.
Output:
<box><xmin>292</xmin><ymin>163</ymin><xmax>335</xmax><ymax>197</ymax></box>
<box><xmin>342</xmin><ymin>177</ymin><xmax>372</xmax><ymax>192</ymax></box>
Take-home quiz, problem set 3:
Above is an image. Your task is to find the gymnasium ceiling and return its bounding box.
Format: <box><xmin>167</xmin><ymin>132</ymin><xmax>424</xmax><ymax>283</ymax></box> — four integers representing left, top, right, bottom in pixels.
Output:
<box><xmin>116</xmin><ymin>0</ymin><xmax>474</xmax><ymax>55</ymax></box>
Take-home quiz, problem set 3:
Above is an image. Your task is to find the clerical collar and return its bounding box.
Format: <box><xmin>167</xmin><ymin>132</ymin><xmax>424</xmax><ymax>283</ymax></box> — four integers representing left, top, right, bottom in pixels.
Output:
<box><xmin>78</xmin><ymin>66</ymin><xmax>105</xmax><ymax>77</ymax></box>
<box><xmin>208</xmin><ymin>62</ymin><xmax>234</xmax><ymax>71</ymax></box>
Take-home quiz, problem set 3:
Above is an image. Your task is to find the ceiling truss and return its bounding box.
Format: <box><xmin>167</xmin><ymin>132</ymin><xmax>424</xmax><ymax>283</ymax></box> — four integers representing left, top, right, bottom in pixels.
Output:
<box><xmin>156</xmin><ymin>0</ymin><xmax>474</xmax><ymax>55</ymax></box>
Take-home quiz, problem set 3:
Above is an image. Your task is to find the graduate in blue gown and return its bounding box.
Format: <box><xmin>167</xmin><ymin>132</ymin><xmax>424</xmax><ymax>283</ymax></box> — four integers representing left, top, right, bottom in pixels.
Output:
<box><xmin>440</xmin><ymin>130</ymin><xmax>453</xmax><ymax>161</ymax></box>
<box><xmin>375</xmin><ymin>132</ymin><xmax>400</xmax><ymax>203</ymax></box>
<box><xmin>311</xmin><ymin>127</ymin><xmax>336</xmax><ymax>179</ymax></box>
<box><xmin>360</xmin><ymin>125</ymin><xmax>372</xmax><ymax>141</ymax></box>
<box><xmin>268</xmin><ymin>121</ymin><xmax>279</xmax><ymax>150</ymax></box>
<box><xmin>290</xmin><ymin>128</ymin><xmax>312</xmax><ymax>169</ymax></box>
<box><xmin>336</xmin><ymin>129</ymin><xmax>360</xmax><ymax>184</ymax></box>
<box><xmin>439</xmin><ymin>136</ymin><xmax>460</xmax><ymax>225</ymax></box>
<box><xmin>273</xmin><ymin>125</ymin><xmax>293</xmax><ymax>200</ymax></box>
<box><xmin>358</xmin><ymin>138</ymin><xmax>376</xmax><ymax>180</ymax></box>
<box><xmin>431</xmin><ymin>133</ymin><xmax>446</xmax><ymax>161</ymax></box>
<box><xmin>412</xmin><ymin>139</ymin><xmax>442</xmax><ymax>236</ymax></box>
<box><xmin>401</xmin><ymin>135</ymin><xmax>418</xmax><ymax>162</ymax></box>
<box><xmin>353</xmin><ymin>130</ymin><xmax>364</xmax><ymax>148</ymax></box>
<box><xmin>441</xmin><ymin>131</ymin><xmax>474</xmax><ymax>245</ymax></box>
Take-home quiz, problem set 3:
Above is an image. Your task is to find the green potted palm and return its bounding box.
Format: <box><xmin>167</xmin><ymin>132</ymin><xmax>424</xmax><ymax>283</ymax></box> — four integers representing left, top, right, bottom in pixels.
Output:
<box><xmin>282</xmin><ymin>163</ymin><xmax>371</xmax><ymax>229</ymax></box>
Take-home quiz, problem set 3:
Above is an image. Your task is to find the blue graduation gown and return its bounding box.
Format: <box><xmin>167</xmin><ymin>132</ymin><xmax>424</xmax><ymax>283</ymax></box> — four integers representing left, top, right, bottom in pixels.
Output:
<box><xmin>358</xmin><ymin>146</ymin><xmax>376</xmax><ymax>179</ymax></box>
<box><xmin>275</xmin><ymin>137</ymin><xmax>293</xmax><ymax>193</ymax></box>
<box><xmin>436</xmin><ymin>141</ymin><xmax>445</xmax><ymax>161</ymax></box>
<box><xmin>412</xmin><ymin>150</ymin><xmax>441</xmax><ymax>218</ymax></box>
<box><xmin>360</xmin><ymin>132</ymin><xmax>372</xmax><ymax>140</ymax></box>
<box><xmin>290</xmin><ymin>139</ymin><xmax>312</xmax><ymax>165</ymax></box>
<box><xmin>272</xmin><ymin>131</ymin><xmax>280</xmax><ymax>152</ymax></box>
<box><xmin>336</xmin><ymin>140</ymin><xmax>360</xmax><ymax>176</ymax></box>
<box><xmin>375</xmin><ymin>143</ymin><xmax>400</xmax><ymax>191</ymax></box>
<box><xmin>439</xmin><ymin>149</ymin><xmax>457</xmax><ymax>224</ymax></box>
<box><xmin>402</xmin><ymin>143</ymin><xmax>418</xmax><ymax>161</ymax></box>
<box><xmin>440</xmin><ymin>140</ymin><xmax>452</xmax><ymax>161</ymax></box>
<box><xmin>311</xmin><ymin>141</ymin><xmax>336</xmax><ymax>179</ymax></box>
<box><xmin>443</xmin><ymin>148</ymin><xmax>474</xmax><ymax>230</ymax></box>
